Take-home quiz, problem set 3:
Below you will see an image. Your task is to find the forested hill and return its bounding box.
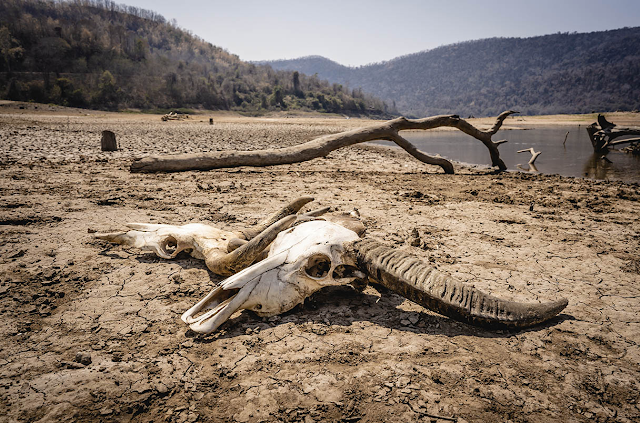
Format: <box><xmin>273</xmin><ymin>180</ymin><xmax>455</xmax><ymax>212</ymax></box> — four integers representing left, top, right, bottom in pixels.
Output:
<box><xmin>266</xmin><ymin>28</ymin><xmax>640</xmax><ymax>117</ymax></box>
<box><xmin>0</xmin><ymin>0</ymin><xmax>389</xmax><ymax>115</ymax></box>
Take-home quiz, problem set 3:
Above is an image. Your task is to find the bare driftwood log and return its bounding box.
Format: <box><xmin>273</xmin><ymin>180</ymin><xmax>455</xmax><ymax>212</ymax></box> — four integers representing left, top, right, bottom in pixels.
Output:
<box><xmin>130</xmin><ymin>111</ymin><xmax>518</xmax><ymax>174</ymax></box>
<box><xmin>517</xmin><ymin>147</ymin><xmax>542</xmax><ymax>165</ymax></box>
<box><xmin>101</xmin><ymin>130</ymin><xmax>118</xmax><ymax>151</ymax></box>
<box><xmin>587</xmin><ymin>114</ymin><xmax>640</xmax><ymax>151</ymax></box>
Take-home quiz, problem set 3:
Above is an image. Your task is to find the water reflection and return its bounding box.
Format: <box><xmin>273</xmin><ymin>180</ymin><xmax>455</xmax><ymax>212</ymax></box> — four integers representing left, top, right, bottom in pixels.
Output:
<box><xmin>583</xmin><ymin>153</ymin><xmax>615</xmax><ymax>180</ymax></box>
<box><xmin>373</xmin><ymin>126</ymin><xmax>640</xmax><ymax>183</ymax></box>
<box><xmin>517</xmin><ymin>163</ymin><xmax>539</xmax><ymax>173</ymax></box>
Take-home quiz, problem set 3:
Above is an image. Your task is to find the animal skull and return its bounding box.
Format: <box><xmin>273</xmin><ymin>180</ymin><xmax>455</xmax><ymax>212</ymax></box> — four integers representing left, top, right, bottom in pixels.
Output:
<box><xmin>95</xmin><ymin>197</ymin><xmax>319</xmax><ymax>276</ymax></box>
<box><xmin>182</xmin><ymin>220</ymin><xmax>364</xmax><ymax>333</ymax></box>
<box><xmin>96</xmin><ymin>197</ymin><xmax>568</xmax><ymax>335</ymax></box>
<box><xmin>95</xmin><ymin>222</ymin><xmax>236</xmax><ymax>261</ymax></box>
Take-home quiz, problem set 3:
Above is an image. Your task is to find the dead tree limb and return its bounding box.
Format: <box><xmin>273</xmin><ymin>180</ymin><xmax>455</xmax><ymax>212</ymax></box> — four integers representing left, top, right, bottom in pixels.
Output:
<box><xmin>130</xmin><ymin>111</ymin><xmax>518</xmax><ymax>174</ymax></box>
<box><xmin>517</xmin><ymin>147</ymin><xmax>542</xmax><ymax>165</ymax></box>
<box><xmin>587</xmin><ymin>114</ymin><xmax>640</xmax><ymax>151</ymax></box>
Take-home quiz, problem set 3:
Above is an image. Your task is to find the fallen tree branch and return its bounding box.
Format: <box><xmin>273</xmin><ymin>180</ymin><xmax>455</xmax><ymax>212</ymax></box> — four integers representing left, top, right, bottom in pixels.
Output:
<box><xmin>130</xmin><ymin>111</ymin><xmax>518</xmax><ymax>174</ymax></box>
<box><xmin>517</xmin><ymin>147</ymin><xmax>542</xmax><ymax>165</ymax></box>
<box><xmin>587</xmin><ymin>114</ymin><xmax>640</xmax><ymax>151</ymax></box>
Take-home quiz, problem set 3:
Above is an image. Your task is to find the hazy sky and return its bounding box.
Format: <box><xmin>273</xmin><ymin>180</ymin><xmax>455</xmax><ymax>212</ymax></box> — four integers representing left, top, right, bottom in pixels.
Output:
<box><xmin>123</xmin><ymin>0</ymin><xmax>640</xmax><ymax>66</ymax></box>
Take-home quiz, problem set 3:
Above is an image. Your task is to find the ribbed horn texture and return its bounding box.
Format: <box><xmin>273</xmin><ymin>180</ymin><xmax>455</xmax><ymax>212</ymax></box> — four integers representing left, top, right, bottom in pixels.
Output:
<box><xmin>239</xmin><ymin>196</ymin><xmax>314</xmax><ymax>240</ymax></box>
<box><xmin>208</xmin><ymin>215</ymin><xmax>296</xmax><ymax>276</ymax></box>
<box><xmin>352</xmin><ymin>238</ymin><xmax>568</xmax><ymax>329</ymax></box>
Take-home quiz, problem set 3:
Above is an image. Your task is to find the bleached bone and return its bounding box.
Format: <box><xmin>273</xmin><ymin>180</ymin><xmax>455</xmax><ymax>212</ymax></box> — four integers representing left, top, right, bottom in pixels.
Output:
<box><xmin>95</xmin><ymin>196</ymin><xmax>318</xmax><ymax>276</ymax></box>
<box><xmin>183</xmin><ymin>219</ymin><xmax>568</xmax><ymax>334</ymax></box>
<box><xmin>96</xmin><ymin>198</ymin><xmax>567</xmax><ymax>334</ymax></box>
<box><xmin>182</xmin><ymin>220</ymin><xmax>365</xmax><ymax>333</ymax></box>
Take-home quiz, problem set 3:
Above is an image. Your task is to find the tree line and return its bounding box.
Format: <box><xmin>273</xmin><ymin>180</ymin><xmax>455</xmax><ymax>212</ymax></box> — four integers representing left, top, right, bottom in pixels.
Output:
<box><xmin>267</xmin><ymin>27</ymin><xmax>640</xmax><ymax>117</ymax></box>
<box><xmin>0</xmin><ymin>0</ymin><xmax>390</xmax><ymax>116</ymax></box>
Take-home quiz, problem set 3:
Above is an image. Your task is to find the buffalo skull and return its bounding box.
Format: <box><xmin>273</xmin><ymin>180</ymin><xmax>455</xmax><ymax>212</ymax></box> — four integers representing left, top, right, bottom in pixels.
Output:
<box><xmin>96</xmin><ymin>197</ymin><xmax>568</xmax><ymax>334</ymax></box>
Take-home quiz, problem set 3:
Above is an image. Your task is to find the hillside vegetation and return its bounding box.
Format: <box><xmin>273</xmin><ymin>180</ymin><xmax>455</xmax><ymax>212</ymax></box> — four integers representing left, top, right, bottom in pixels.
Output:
<box><xmin>0</xmin><ymin>0</ymin><xmax>388</xmax><ymax>115</ymax></box>
<box><xmin>266</xmin><ymin>28</ymin><xmax>640</xmax><ymax>117</ymax></box>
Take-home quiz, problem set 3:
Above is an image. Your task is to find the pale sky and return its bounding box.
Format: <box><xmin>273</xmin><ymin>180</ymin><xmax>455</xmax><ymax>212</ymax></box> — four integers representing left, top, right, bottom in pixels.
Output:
<box><xmin>122</xmin><ymin>0</ymin><xmax>640</xmax><ymax>67</ymax></box>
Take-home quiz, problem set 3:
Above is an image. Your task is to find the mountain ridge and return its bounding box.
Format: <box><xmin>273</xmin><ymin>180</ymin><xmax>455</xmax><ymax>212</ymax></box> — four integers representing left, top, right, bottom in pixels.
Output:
<box><xmin>265</xmin><ymin>27</ymin><xmax>640</xmax><ymax>117</ymax></box>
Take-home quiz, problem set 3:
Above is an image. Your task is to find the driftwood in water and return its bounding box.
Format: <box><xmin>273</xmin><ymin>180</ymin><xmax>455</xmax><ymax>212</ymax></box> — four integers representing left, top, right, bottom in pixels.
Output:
<box><xmin>517</xmin><ymin>147</ymin><xmax>542</xmax><ymax>165</ymax></box>
<box><xmin>586</xmin><ymin>114</ymin><xmax>640</xmax><ymax>151</ymax></box>
<box><xmin>130</xmin><ymin>111</ymin><xmax>518</xmax><ymax>174</ymax></box>
<box><xmin>101</xmin><ymin>130</ymin><xmax>118</xmax><ymax>151</ymax></box>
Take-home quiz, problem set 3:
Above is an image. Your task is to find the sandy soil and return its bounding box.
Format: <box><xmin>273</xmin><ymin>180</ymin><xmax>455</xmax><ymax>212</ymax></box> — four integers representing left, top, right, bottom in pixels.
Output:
<box><xmin>1</xmin><ymin>104</ymin><xmax>640</xmax><ymax>422</ymax></box>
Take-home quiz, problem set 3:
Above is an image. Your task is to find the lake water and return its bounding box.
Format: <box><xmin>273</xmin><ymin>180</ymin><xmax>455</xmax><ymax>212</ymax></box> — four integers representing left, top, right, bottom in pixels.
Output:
<box><xmin>375</xmin><ymin>126</ymin><xmax>640</xmax><ymax>184</ymax></box>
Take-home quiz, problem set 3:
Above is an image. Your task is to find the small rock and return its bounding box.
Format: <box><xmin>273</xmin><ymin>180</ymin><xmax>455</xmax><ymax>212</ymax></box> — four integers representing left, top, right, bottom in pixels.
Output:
<box><xmin>396</xmin><ymin>376</ymin><xmax>411</xmax><ymax>388</ymax></box>
<box><xmin>408</xmin><ymin>314</ymin><xmax>419</xmax><ymax>325</ymax></box>
<box><xmin>400</xmin><ymin>319</ymin><xmax>411</xmax><ymax>326</ymax></box>
<box><xmin>407</xmin><ymin>228</ymin><xmax>421</xmax><ymax>247</ymax></box>
<box><xmin>100</xmin><ymin>407</ymin><xmax>113</xmax><ymax>416</ymax></box>
<box><xmin>75</xmin><ymin>351</ymin><xmax>92</xmax><ymax>366</ymax></box>
<box><xmin>155</xmin><ymin>382</ymin><xmax>169</xmax><ymax>395</ymax></box>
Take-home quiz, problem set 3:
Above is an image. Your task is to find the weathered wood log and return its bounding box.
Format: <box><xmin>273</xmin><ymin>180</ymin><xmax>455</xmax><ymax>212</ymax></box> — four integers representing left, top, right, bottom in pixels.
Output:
<box><xmin>587</xmin><ymin>115</ymin><xmax>640</xmax><ymax>151</ymax></box>
<box><xmin>130</xmin><ymin>111</ymin><xmax>518</xmax><ymax>174</ymax></box>
<box><xmin>517</xmin><ymin>147</ymin><xmax>541</xmax><ymax>165</ymax></box>
<box><xmin>101</xmin><ymin>130</ymin><xmax>118</xmax><ymax>151</ymax></box>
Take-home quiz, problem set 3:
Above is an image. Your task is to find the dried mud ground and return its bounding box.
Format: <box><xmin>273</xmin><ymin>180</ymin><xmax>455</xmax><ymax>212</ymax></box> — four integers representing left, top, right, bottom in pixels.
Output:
<box><xmin>1</xmin><ymin>107</ymin><xmax>640</xmax><ymax>423</ymax></box>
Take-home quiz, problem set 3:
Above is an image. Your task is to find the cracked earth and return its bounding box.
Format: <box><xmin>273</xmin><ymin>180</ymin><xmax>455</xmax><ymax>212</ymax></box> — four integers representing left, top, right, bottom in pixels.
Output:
<box><xmin>1</xmin><ymin>106</ymin><xmax>640</xmax><ymax>422</ymax></box>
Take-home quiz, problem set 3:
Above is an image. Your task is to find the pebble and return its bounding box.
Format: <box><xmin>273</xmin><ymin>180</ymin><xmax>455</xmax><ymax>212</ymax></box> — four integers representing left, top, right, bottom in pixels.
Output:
<box><xmin>155</xmin><ymin>382</ymin><xmax>169</xmax><ymax>395</ymax></box>
<box><xmin>100</xmin><ymin>407</ymin><xmax>113</xmax><ymax>415</ymax></box>
<box><xmin>75</xmin><ymin>351</ymin><xmax>92</xmax><ymax>365</ymax></box>
<box><xmin>396</xmin><ymin>376</ymin><xmax>411</xmax><ymax>388</ymax></box>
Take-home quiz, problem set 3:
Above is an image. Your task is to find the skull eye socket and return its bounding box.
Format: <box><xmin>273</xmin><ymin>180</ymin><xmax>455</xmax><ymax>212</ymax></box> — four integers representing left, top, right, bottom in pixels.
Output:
<box><xmin>304</xmin><ymin>254</ymin><xmax>331</xmax><ymax>279</ymax></box>
<box><xmin>162</xmin><ymin>236</ymin><xmax>178</xmax><ymax>254</ymax></box>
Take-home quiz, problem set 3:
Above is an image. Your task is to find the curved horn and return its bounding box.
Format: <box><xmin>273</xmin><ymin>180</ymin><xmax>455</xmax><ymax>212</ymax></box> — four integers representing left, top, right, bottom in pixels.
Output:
<box><xmin>207</xmin><ymin>215</ymin><xmax>296</xmax><ymax>276</ymax></box>
<box><xmin>351</xmin><ymin>238</ymin><xmax>567</xmax><ymax>329</ymax></box>
<box><xmin>303</xmin><ymin>206</ymin><xmax>330</xmax><ymax>217</ymax></box>
<box><xmin>238</xmin><ymin>196</ymin><xmax>314</xmax><ymax>240</ymax></box>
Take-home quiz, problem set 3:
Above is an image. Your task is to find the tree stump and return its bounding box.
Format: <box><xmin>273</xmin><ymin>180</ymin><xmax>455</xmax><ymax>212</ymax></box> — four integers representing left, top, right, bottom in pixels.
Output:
<box><xmin>101</xmin><ymin>130</ymin><xmax>118</xmax><ymax>151</ymax></box>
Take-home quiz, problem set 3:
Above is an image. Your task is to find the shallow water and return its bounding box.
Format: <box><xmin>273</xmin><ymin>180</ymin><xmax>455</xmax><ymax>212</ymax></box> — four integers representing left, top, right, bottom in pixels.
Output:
<box><xmin>375</xmin><ymin>126</ymin><xmax>640</xmax><ymax>183</ymax></box>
